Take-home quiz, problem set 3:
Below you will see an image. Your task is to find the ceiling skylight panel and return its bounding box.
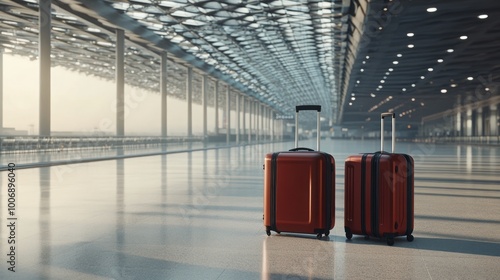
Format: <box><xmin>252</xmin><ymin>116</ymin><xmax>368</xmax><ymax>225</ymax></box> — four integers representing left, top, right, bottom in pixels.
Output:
<box><xmin>171</xmin><ymin>35</ymin><xmax>185</xmax><ymax>43</ymax></box>
<box><xmin>286</xmin><ymin>5</ymin><xmax>309</xmax><ymax>13</ymax></box>
<box><xmin>171</xmin><ymin>10</ymin><xmax>198</xmax><ymax>18</ymax></box>
<box><xmin>318</xmin><ymin>2</ymin><xmax>332</xmax><ymax>9</ymax></box>
<box><xmin>139</xmin><ymin>20</ymin><xmax>164</xmax><ymax>30</ymax></box>
<box><xmin>111</xmin><ymin>2</ymin><xmax>130</xmax><ymax>10</ymax></box>
<box><xmin>202</xmin><ymin>2</ymin><xmax>223</xmax><ymax>9</ymax></box>
<box><xmin>158</xmin><ymin>1</ymin><xmax>186</xmax><ymax>9</ymax></box>
<box><xmin>183</xmin><ymin>19</ymin><xmax>207</xmax><ymax>26</ymax></box>
<box><xmin>143</xmin><ymin>5</ymin><xmax>164</xmax><ymax>14</ymax></box>
<box><xmin>158</xmin><ymin>15</ymin><xmax>176</xmax><ymax>23</ymax></box>
<box><xmin>126</xmin><ymin>11</ymin><xmax>149</xmax><ymax>20</ymax></box>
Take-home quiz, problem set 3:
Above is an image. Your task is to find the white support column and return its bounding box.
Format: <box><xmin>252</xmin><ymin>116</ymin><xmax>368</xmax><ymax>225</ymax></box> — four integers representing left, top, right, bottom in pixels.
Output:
<box><xmin>214</xmin><ymin>81</ymin><xmax>219</xmax><ymax>136</ymax></box>
<box><xmin>255</xmin><ymin>101</ymin><xmax>259</xmax><ymax>141</ymax></box>
<box><xmin>455</xmin><ymin>95</ymin><xmax>462</xmax><ymax>136</ymax></box>
<box><xmin>267</xmin><ymin>107</ymin><xmax>270</xmax><ymax>140</ymax></box>
<box><xmin>259</xmin><ymin>104</ymin><xmax>263</xmax><ymax>142</ymax></box>
<box><xmin>0</xmin><ymin>49</ymin><xmax>3</xmax><ymax>129</ymax></box>
<box><xmin>269</xmin><ymin>109</ymin><xmax>276</xmax><ymax>142</ymax></box>
<box><xmin>236</xmin><ymin>92</ymin><xmax>240</xmax><ymax>144</ymax></box>
<box><xmin>476</xmin><ymin>107</ymin><xmax>483</xmax><ymax>136</ymax></box>
<box><xmin>248</xmin><ymin>98</ymin><xmax>252</xmax><ymax>142</ymax></box>
<box><xmin>490</xmin><ymin>104</ymin><xmax>498</xmax><ymax>136</ymax></box>
<box><xmin>116</xmin><ymin>29</ymin><xmax>125</xmax><ymax>136</ymax></box>
<box><xmin>226</xmin><ymin>86</ymin><xmax>230</xmax><ymax>144</ymax></box>
<box><xmin>202</xmin><ymin>75</ymin><xmax>208</xmax><ymax>140</ymax></box>
<box><xmin>187</xmin><ymin>67</ymin><xmax>193</xmax><ymax>137</ymax></box>
<box><xmin>242</xmin><ymin>96</ymin><xmax>246</xmax><ymax>142</ymax></box>
<box><xmin>161</xmin><ymin>52</ymin><xmax>168</xmax><ymax>137</ymax></box>
<box><xmin>39</xmin><ymin>0</ymin><xmax>51</xmax><ymax>136</ymax></box>
<box><xmin>466</xmin><ymin>107</ymin><xmax>473</xmax><ymax>137</ymax></box>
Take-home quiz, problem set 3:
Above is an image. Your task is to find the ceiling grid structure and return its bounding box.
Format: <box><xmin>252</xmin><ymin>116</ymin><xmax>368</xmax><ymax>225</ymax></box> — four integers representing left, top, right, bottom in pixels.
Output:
<box><xmin>0</xmin><ymin>0</ymin><xmax>346</xmax><ymax>127</ymax></box>
<box><xmin>2</xmin><ymin>0</ymin><xmax>499</xmax><ymax>131</ymax></box>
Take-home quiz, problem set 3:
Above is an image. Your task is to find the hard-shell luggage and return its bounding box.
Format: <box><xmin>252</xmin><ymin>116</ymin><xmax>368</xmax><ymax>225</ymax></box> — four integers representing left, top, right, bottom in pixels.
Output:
<box><xmin>264</xmin><ymin>105</ymin><xmax>335</xmax><ymax>239</ymax></box>
<box><xmin>344</xmin><ymin>113</ymin><xmax>414</xmax><ymax>246</ymax></box>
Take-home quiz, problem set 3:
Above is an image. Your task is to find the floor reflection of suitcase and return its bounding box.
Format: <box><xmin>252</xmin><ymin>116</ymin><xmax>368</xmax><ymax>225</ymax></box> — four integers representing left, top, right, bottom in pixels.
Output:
<box><xmin>263</xmin><ymin>105</ymin><xmax>335</xmax><ymax>239</ymax></box>
<box><xmin>344</xmin><ymin>113</ymin><xmax>414</xmax><ymax>246</ymax></box>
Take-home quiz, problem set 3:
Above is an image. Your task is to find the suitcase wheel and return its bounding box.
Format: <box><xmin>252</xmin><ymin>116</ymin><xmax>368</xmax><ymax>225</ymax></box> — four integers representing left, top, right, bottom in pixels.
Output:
<box><xmin>345</xmin><ymin>230</ymin><xmax>352</xmax><ymax>240</ymax></box>
<box><xmin>387</xmin><ymin>237</ymin><xmax>395</xmax><ymax>246</ymax></box>
<box><xmin>407</xmin><ymin>234</ymin><xmax>414</xmax><ymax>242</ymax></box>
<box><xmin>316</xmin><ymin>233</ymin><xmax>322</xmax><ymax>239</ymax></box>
<box><xmin>266</xmin><ymin>229</ymin><xmax>271</xmax><ymax>236</ymax></box>
<box><xmin>325</xmin><ymin>230</ymin><xmax>330</xmax><ymax>237</ymax></box>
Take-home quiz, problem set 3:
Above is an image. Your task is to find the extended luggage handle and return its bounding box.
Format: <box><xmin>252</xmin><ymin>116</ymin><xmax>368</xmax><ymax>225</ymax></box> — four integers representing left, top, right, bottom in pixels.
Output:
<box><xmin>295</xmin><ymin>105</ymin><xmax>321</xmax><ymax>151</ymax></box>
<box><xmin>381</xmin><ymin>112</ymin><xmax>395</xmax><ymax>153</ymax></box>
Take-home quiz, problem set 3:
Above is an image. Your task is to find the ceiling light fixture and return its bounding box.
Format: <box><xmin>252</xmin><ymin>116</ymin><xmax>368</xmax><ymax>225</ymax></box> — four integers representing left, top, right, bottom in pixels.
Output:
<box><xmin>460</xmin><ymin>35</ymin><xmax>468</xmax><ymax>40</ymax></box>
<box><xmin>437</xmin><ymin>59</ymin><xmax>444</xmax><ymax>63</ymax></box>
<box><xmin>427</xmin><ymin>7</ymin><xmax>437</xmax><ymax>13</ymax></box>
<box><xmin>467</xmin><ymin>77</ymin><xmax>474</xmax><ymax>81</ymax></box>
<box><xmin>447</xmin><ymin>49</ymin><xmax>454</xmax><ymax>53</ymax></box>
<box><xmin>478</xmin><ymin>14</ymin><xmax>488</xmax><ymax>19</ymax></box>
<box><xmin>407</xmin><ymin>33</ymin><xmax>414</xmax><ymax>37</ymax></box>
<box><xmin>408</xmin><ymin>44</ymin><xmax>414</xmax><ymax>48</ymax></box>
<box><xmin>441</xmin><ymin>89</ymin><xmax>447</xmax><ymax>93</ymax></box>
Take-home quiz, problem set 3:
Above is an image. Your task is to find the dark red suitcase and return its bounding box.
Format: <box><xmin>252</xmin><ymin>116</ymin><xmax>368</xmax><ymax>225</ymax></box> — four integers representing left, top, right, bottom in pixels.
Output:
<box><xmin>264</xmin><ymin>105</ymin><xmax>335</xmax><ymax>239</ymax></box>
<box><xmin>344</xmin><ymin>113</ymin><xmax>414</xmax><ymax>246</ymax></box>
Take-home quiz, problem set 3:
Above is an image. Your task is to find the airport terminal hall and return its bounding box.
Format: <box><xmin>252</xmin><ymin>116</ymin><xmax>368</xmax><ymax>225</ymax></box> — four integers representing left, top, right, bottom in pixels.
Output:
<box><xmin>1</xmin><ymin>0</ymin><xmax>500</xmax><ymax>279</ymax></box>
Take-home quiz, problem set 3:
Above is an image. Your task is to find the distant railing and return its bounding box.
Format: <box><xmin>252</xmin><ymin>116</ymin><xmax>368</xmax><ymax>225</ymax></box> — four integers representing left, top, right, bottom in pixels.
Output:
<box><xmin>0</xmin><ymin>136</ymin><xmax>205</xmax><ymax>154</ymax></box>
<box><xmin>412</xmin><ymin>136</ymin><xmax>500</xmax><ymax>145</ymax></box>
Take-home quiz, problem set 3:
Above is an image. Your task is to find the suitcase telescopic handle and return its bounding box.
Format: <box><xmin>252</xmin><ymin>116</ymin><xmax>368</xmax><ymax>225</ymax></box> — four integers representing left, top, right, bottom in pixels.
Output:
<box><xmin>381</xmin><ymin>112</ymin><xmax>395</xmax><ymax>153</ymax></box>
<box><xmin>295</xmin><ymin>105</ymin><xmax>321</xmax><ymax>151</ymax></box>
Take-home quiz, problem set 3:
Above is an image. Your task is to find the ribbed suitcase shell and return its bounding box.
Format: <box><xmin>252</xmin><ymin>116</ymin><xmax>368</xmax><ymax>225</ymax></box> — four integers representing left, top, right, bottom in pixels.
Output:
<box><xmin>264</xmin><ymin>151</ymin><xmax>335</xmax><ymax>238</ymax></box>
<box><xmin>344</xmin><ymin>152</ymin><xmax>414</xmax><ymax>245</ymax></box>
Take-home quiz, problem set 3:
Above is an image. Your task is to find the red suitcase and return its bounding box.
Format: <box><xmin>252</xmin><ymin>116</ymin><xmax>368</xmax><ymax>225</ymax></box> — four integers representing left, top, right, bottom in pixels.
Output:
<box><xmin>344</xmin><ymin>113</ymin><xmax>414</xmax><ymax>246</ymax></box>
<box><xmin>264</xmin><ymin>105</ymin><xmax>335</xmax><ymax>239</ymax></box>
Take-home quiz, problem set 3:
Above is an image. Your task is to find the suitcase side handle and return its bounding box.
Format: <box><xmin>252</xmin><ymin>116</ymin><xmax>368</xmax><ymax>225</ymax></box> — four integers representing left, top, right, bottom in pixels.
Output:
<box><xmin>381</xmin><ymin>113</ymin><xmax>395</xmax><ymax>153</ymax></box>
<box><xmin>295</xmin><ymin>105</ymin><xmax>322</xmax><ymax>151</ymax></box>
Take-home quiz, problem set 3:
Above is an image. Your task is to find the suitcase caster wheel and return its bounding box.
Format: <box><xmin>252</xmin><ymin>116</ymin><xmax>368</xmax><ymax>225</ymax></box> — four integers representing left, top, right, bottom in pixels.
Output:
<box><xmin>387</xmin><ymin>238</ymin><xmax>395</xmax><ymax>246</ymax></box>
<box><xmin>325</xmin><ymin>230</ymin><xmax>330</xmax><ymax>237</ymax></box>
<box><xmin>317</xmin><ymin>233</ymin><xmax>322</xmax><ymax>239</ymax></box>
<box><xmin>266</xmin><ymin>230</ymin><xmax>271</xmax><ymax>236</ymax></box>
<box><xmin>407</xmin><ymin>234</ymin><xmax>414</xmax><ymax>242</ymax></box>
<box><xmin>346</xmin><ymin>231</ymin><xmax>352</xmax><ymax>240</ymax></box>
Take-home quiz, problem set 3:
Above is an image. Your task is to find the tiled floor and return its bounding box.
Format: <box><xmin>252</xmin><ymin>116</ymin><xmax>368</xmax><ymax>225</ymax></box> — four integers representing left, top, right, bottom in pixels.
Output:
<box><xmin>0</xmin><ymin>139</ymin><xmax>499</xmax><ymax>279</ymax></box>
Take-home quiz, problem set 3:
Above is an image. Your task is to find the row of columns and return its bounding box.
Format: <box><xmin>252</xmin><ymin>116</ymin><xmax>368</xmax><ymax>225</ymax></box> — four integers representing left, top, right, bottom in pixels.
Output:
<box><xmin>456</xmin><ymin>104</ymin><xmax>499</xmax><ymax>137</ymax></box>
<box><xmin>421</xmin><ymin>95</ymin><xmax>500</xmax><ymax>137</ymax></box>
<box><xmin>18</xmin><ymin>0</ymin><xmax>284</xmax><ymax>142</ymax></box>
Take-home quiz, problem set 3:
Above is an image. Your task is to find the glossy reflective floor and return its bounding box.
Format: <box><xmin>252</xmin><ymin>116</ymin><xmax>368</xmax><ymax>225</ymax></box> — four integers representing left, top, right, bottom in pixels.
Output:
<box><xmin>1</xmin><ymin>139</ymin><xmax>499</xmax><ymax>279</ymax></box>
